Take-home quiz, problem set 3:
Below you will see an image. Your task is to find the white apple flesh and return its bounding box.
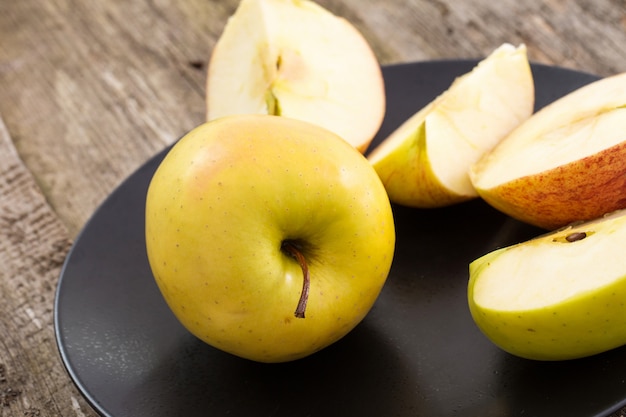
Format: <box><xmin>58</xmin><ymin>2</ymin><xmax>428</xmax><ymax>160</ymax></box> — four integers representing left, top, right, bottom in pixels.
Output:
<box><xmin>145</xmin><ymin>115</ymin><xmax>395</xmax><ymax>363</ymax></box>
<box><xmin>470</xmin><ymin>72</ymin><xmax>626</xmax><ymax>230</ymax></box>
<box><xmin>468</xmin><ymin>209</ymin><xmax>626</xmax><ymax>361</ymax></box>
<box><xmin>206</xmin><ymin>0</ymin><xmax>386</xmax><ymax>153</ymax></box>
<box><xmin>367</xmin><ymin>43</ymin><xmax>534</xmax><ymax>207</ymax></box>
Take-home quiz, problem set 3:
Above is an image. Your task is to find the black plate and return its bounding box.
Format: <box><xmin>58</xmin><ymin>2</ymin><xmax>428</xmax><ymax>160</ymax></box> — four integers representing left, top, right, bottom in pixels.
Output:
<box><xmin>55</xmin><ymin>61</ymin><xmax>626</xmax><ymax>417</ymax></box>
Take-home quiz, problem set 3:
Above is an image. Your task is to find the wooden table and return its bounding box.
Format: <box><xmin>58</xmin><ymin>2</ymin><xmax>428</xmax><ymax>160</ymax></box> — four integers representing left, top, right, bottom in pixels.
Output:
<box><xmin>1</xmin><ymin>0</ymin><xmax>626</xmax><ymax>415</ymax></box>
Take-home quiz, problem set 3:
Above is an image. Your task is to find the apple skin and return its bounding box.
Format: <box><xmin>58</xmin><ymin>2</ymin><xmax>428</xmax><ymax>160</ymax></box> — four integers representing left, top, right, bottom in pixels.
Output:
<box><xmin>471</xmin><ymin>72</ymin><xmax>626</xmax><ymax>230</ymax></box>
<box><xmin>206</xmin><ymin>0</ymin><xmax>385</xmax><ymax>153</ymax></box>
<box><xmin>468</xmin><ymin>210</ymin><xmax>626</xmax><ymax>361</ymax></box>
<box><xmin>367</xmin><ymin>43</ymin><xmax>534</xmax><ymax>208</ymax></box>
<box><xmin>145</xmin><ymin>114</ymin><xmax>395</xmax><ymax>363</ymax></box>
<box><xmin>476</xmin><ymin>141</ymin><xmax>626</xmax><ymax>230</ymax></box>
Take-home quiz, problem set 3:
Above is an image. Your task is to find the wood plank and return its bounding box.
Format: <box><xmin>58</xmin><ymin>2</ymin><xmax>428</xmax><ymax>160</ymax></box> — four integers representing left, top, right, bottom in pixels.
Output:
<box><xmin>0</xmin><ymin>0</ymin><xmax>235</xmax><ymax>236</ymax></box>
<box><xmin>0</xmin><ymin>115</ymin><xmax>96</xmax><ymax>416</ymax></box>
<box><xmin>318</xmin><ymin>0</ymin><xmax>626</xmax><ymax>75</ymax></box>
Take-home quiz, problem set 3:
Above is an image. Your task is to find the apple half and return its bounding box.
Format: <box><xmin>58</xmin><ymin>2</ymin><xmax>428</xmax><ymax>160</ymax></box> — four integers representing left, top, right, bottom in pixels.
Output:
<box><xmin>468</xmin><ymin>209</ymin><xmax>626</xmax><ymax>361</ymax></box>
<box><xmin>205</xmin><ymin>0</ymin><xmax>385</xmax><ymax>153</ymax></box>
<box><xmin>367</xmin><ymin>43</ymin><xmax>534</xmax><ymax>207</ymax></box>
<box><xmin>470</xmin><ymin>72</ymin><xmax>626</xmax><ymax>230</ymax></box>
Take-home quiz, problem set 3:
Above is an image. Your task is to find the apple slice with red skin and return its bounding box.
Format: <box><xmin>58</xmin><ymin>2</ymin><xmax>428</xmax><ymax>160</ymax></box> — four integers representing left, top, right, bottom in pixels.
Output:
<box><xmin>470</xmin><ymin>72</ymin><xmax>626</xmax><ymax>230</ymax></box>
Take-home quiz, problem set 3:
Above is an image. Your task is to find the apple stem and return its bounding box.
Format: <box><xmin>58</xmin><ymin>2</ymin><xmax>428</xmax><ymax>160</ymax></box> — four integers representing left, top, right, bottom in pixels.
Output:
<box><xmin>282</xmin><ymin>241</ymin><xmax>310</xmax><ymax>319</ymax></box>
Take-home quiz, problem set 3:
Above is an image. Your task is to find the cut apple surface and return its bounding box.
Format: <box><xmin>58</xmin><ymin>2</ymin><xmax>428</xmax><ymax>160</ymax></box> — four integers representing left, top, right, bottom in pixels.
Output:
<box><xmin>470</xmin><ymin>72</ymin><xmax>626</xmax><ymax>230</ymax></box>
<box><xmin>468</xmin><ymin>209</ymin><xmax>626</xmax><ymax>361</ymax></box>
<box><xmin>206</xmin><ymin>0</ymin><xmax>385</xmax><ymax>153</ymax></box>
<box><xmin>367</xmin><ymin>43</ymin><xmax>534</xmax><ymax>207</ymax></box>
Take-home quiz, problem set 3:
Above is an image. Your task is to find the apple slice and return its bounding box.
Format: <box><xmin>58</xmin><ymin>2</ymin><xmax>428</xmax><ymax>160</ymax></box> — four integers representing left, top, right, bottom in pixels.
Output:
<box><xmin>470</xmin><ymin>72</ymin><xmax>626</xmax><ymax>230</ymax></box>
<box><xmin>367</xmin><ymin>43</ymin><xmax>534</xmax><ymax>207</ymax></box>
<box><xmin>205</xmin><ymin>0</ymin><xmax>385</xmax><ymax>153</ymax></box>
<box><xmin>468</xmin><ymin>209</ymin><xmax>626</xmax><ymax>361</ymax></box>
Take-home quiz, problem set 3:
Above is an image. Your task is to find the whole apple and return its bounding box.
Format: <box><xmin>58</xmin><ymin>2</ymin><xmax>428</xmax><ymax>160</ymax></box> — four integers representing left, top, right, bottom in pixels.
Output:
<box><xmin>145</xmin><ymin>114</ymin><xmax>395</xmax><ymax>362</ymax></box>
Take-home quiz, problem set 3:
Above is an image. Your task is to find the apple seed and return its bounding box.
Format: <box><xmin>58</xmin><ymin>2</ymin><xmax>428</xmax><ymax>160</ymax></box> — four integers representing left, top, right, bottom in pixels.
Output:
<box><xmin>565</xmin><ymin>232</ymin><xmax>587</xmax><ymax>242</ymax></box>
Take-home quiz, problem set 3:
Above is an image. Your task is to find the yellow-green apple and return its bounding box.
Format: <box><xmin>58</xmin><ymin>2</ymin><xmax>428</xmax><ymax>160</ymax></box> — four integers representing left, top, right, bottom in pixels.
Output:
<box><xmin>145</xmin><ymin>114</ymin><xmax>395</xmax><ymax>363</ymax></box>
<box><xmin>205</xmin><ymin>0</ymin><xmax>385</xmax><ymax>153</ymax></box>
<box><xmin>470</xmin><ymin>72</ymin><xmax>626</xmax><ymax>230</ymax></box>
<box><xmin>468</xmin><ymin>208</ymin><xmax>626</xmax><ymax>361</ymax></box>
<box><xmin>367</xmin><ymin>43</ymin><xmax>534</xmax><ymax>207</ymax></box>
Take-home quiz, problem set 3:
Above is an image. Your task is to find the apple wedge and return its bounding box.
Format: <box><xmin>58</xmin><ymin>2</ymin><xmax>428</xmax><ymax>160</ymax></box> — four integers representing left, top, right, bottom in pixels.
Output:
<box><xmin>367</xmin><ymin>43</ymin><xmax>534</xmax><ymax>207</ymax></box>
<box><xmin>468</xmin><ymin>209</ymin><xmax>626</xmax><ymax>361</ymax></box>
<box><xmin>205</xmin><ymin>0</ymin><xmax>385</xmax><ymax>153</ymax></box>
<box><xmin>470</xmin><ymin>72</ymin><xmax>626</xmax><ymax>230</ymax></box>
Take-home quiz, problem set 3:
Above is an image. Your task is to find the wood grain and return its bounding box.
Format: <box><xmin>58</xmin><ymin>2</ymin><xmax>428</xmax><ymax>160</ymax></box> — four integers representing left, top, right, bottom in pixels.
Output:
<box><xmin>1</xmin><ymin>0</ymin><xmax>626</xmax><ymax>415</ymax></box>
<box><xmin>327</xmin><ymin>0</ymin><xmax>626</xmax><ymax>76</ymax></box>
<box><xmin>0</xmin><ymin>117</ymin><xmax>94</xmax><ymax>416</ymax></box>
